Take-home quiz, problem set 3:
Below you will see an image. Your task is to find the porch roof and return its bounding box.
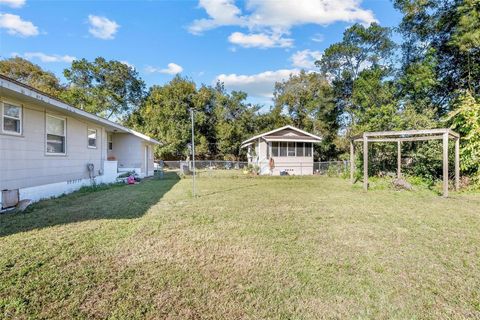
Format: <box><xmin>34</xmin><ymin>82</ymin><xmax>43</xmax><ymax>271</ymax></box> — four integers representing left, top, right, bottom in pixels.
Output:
<box><xmin>241</xmin><ymin>125</ymin><xmax>322</xmax><ymax>148</ymax></box>
<box><xmin>263</xmin><ymin>136</ymin><xmax>323</xmax><ymax>143</ymax></box>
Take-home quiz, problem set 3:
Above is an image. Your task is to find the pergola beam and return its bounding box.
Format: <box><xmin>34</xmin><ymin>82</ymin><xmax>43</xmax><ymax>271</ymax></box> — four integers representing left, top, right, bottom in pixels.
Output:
<box><xmin>353</xmin><ymin>135</ymin><xmax>445</xmax><ymax>143</ymax></box>
<box><xmin>364</xmin><ymin>128</ymin><xmax>450</xmax><ymax>137</ymax></box>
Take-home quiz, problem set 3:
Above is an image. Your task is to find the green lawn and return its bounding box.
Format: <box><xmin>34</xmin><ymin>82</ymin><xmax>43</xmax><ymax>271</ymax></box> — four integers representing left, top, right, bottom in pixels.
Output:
<box><xmin>1</xmin><ymin>172</ymin><xmax>479</xmax><ymax>319</ymax></box>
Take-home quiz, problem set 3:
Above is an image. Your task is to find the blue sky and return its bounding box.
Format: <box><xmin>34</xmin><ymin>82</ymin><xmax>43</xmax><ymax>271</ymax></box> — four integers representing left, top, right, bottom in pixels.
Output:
<box><xmin>0</xmin><ymin>0</ymin><xmax>402</xmax><ymax>107</ymax></box>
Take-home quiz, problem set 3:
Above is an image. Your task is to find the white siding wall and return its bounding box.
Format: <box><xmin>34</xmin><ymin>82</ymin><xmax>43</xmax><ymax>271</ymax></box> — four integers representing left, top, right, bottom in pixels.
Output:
<box><xmin>107</xmin><ymin>133</ymin><xmax>155</xmax><ymax>177</ymax></box>
<box><xmin>0</xmin><ymin>97</ymin><xmax>105</xmax><ymax>191</ymax></box>
<box><xmin>258</xmin><ymin>141</ymin><xmax>314</xmax><ymax>175</ymax></box>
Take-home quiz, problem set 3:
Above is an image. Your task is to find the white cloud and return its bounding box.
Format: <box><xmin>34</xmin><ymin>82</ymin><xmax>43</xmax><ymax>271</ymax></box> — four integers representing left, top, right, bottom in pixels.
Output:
<box><xmin>228</xmin><ymin>32</ymin><xmax>293</xmax><ymax>48</ymax></box>
<box><xmin>88</xmin><ymin>15</ymin><xmax>119</xmax><ymax>40</ymax></box>
<box><xmin>120</xmin><ymin>60</ymin><xmax>134</xmax><ymax>69</ymax></box>
<box><xmin>188</xmin><ymin>0</ymin><xmax>246</xmax><ymax>35</ymax></box>
<box><xmin>189</xmin><ymin>0</ymin><xmax>376</xmax><ymax>48</ymax></box>
<box><xmin>23</xmin><ymin>52</ymin><xmax>76</xmax><ymax>63</ymax></box>
<box><xmin>311</xmin><ymin>33</ymin><xmax>324</xmax><ymax>43</ymax></box>
<box><xmin>290</xmin><ymin>49</ymin><xmax>322</xmax><ymax>69</ymax></box>
<box><xmin>145</xmin><ymin>63</ymin><xmax>183</xmax><ymax>75</ymax></box>
<box><xmin>244</xmin><ymin>0</ymin><xmax>376</xmax><ymax>31</ymax></box>
<box><xmin>0</xmin><ymin>13</ymin><xmax>38</xmax><ymax>37</ymax></box>
<box><xmin>0</xmin><ymin>0</ymin><xmax>25</xmax><ymax>8</ymax></box>
<box><xmin>216</xmin><ymin>69</ymin><xmax>300</xmax><ymax>98</ymax></box>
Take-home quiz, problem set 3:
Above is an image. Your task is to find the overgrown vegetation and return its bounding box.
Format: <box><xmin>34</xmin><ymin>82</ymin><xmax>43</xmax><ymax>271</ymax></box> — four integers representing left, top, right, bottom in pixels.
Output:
<box><xmin>1</xmin><ymin>172</ymin><xmax>479</xmax><ymax>319</ymax></box>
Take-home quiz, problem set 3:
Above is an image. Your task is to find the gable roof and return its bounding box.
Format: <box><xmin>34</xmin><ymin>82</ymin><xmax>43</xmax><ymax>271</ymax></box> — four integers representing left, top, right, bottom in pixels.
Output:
<box><xmin>241</xmin><ymin>125</ymin><xmax>322</xmax><ymax>147</ymax></box>
<box><xmin>0</xmin><ymin>74</ymin><xmax>161</xmax><ymax>145</ymax></box>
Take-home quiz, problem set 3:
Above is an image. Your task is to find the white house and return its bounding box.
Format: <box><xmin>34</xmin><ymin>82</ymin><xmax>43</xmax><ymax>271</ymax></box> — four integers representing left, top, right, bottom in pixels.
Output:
<box><xmin>0</xmin><ymin>75</ymin><xmax>160</xmax><ymax>208</ymax></box>
<box><xmin>241</xmin><ymin>125</ymin><xmax>322</xmax><ymax>175</ymax></box>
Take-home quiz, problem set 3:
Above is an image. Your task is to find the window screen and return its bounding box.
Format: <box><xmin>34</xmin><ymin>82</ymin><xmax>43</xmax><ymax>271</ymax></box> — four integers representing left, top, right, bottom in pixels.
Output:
<box><xmin>296</xmin><ymin>142</ymin><xmax>304</xmax><ymax>156</ymax></box>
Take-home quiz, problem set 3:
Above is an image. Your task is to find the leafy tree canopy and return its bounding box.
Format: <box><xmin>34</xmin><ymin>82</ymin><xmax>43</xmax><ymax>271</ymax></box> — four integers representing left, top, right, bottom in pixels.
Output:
<box><xmin>0</xmin><ymin>57</ymin><xmax>64</xmax><ymax>96</ymax></box>
<box><xmin>63</xmin><ymin>57</ymin><xmax>146</xmax><ymax>119</ymax></box>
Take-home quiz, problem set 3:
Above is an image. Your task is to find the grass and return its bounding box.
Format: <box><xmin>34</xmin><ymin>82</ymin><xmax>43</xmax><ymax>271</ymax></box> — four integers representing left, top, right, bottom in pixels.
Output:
<box><xmin>1</xmin><ymin>171</ymin><xmax>479</xmax><ymax>319</ymax></box>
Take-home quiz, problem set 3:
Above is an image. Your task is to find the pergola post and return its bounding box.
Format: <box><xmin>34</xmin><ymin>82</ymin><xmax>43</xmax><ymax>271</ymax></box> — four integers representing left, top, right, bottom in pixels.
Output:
<box><xmin>455</xmin><ymin>138</ymin><xmax>460</xmax><ymax>191</ymax></box>
<box><xmin>363</xmin><ymin>133</ymin><xmax>368</xmax><ymax>191</ymax></box>
<box><xmin>442</xmin><ymin>132</ymin><xmax>449</xmax><ymax>197</ymax></box>
<box><xmin>397</xmin><ymin>141</ymin><xmax>401</xmax><ymax>179</ymax></box>
<box><xmin>350</xmin><ymin>140</ymin><xmax>355</xmax><ymax>184</ymax></box>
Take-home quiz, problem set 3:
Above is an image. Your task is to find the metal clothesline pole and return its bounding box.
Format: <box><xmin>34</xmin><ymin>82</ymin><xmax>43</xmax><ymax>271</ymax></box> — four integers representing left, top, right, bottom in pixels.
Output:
<box><xmin>190</xmin><ymin>108</ymin><xmax>196</xmax><ymax>198</ymax></box>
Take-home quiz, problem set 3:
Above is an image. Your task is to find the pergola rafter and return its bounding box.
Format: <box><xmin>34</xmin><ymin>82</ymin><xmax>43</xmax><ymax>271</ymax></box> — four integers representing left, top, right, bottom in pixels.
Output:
<box><xmin>350</xmin><ymin>128</ymin><xmax>460</xmax><ymax>197</ymax></box>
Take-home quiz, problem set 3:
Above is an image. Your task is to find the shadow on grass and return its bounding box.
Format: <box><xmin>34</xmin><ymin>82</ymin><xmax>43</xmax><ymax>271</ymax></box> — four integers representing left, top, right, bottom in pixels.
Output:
<box><xmin>0</xmin><ymin>172</ymin><xmax>180</xmax><ymax>237</ymax></box>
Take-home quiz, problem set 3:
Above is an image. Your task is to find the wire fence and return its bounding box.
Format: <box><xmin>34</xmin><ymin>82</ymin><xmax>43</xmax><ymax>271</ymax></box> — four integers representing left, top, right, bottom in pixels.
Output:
<box><xmin>156</xmin><ymin>160</ymin><xmax>350</xmax><ymax>176</ymax></box>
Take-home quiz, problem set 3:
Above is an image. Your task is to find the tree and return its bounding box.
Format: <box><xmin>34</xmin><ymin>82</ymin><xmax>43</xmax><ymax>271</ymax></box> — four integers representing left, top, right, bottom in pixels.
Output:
<box><xmin>0</xmin><ymin>57</ymin><xmax>64</xmax><ymax>96</ymax></box>
<box><xmin>447</xmin><ymin>90</ymin><xmax>480</xmax><ymax>181</ymax></box>
<box><xmin>63</xmin><ymin>57</ymin><xmax>146</xmax><ymax>119</ymax></box>
<box><xmin>315</xmin><ymin>23</ymin><xmax>395</xmax><ymax>129</ymax></box>
<box><xmin>351</xmin><ymin>67</ymin><xmax>399</xmax><ymax>133</ymax></box>
<box><xmin>396</xmin><ymin>49</ymin><xmax>441</xmax><ymax>115</ymax></box>
<box><xmin>273</xmin><ymin>70</ymin><xmax>340</xmax><ymax>159</ymax></box>
<box><xmin>394</xmin><ymin>0</ymin><xmax>480</xmax><ymax>108</ymax></box>
<box><xmin>214</xmin><ymin>84</ymin><xmax>259</xmax><ymax>160</ymax></box>
<box><xmin>126</xmin><ymin>76</ymin><xmax>210</xmax><ymax>160</ymax></box>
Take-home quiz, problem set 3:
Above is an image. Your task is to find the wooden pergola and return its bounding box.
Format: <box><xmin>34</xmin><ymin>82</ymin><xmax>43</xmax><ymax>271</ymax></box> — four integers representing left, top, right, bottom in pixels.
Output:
<box><xmin>350</xmin><ymin>129</ymin><xmax>460</xmax><ymax>197</ymax></box>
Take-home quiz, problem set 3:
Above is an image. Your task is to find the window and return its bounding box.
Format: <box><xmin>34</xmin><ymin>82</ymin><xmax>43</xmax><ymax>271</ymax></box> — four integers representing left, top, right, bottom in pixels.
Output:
<box><xmin>108</xmin><ymin>133</ymin><xmax>113</xmax><ymax>150</ymax></box>
<box><xmin>46</xmin><ymin>115</ymin><xmax>66</xmax><ymax>154</ymax></box>
<box><xmin>279</xmin><ymin>142</ymin><xmax>287</xmax><ymax>157</ymax></box>
<box><xmin>88</xmin><ymin>128</ymin><xmax>97</xmax><ymax>148</ymax></box>
<box><xmin>287</xmin><ymin>142</ymin><xmax>296</xmax><ymax>156</ymax></box>
<box><xmin>305</xmin><ymin>142</ymin><xmax>312</xmax><ymax>157</ymax></box>
<box><xmin>272</xmin><ymin>141</ymin><xmax>279</xmax><ymax>157</ymax></box>
<box><xmin>2</xmin><ymin>102</ymin><xmax>22</xmax><ymax>134</ymax></box>
<box><xmin>296</xmin><ymin>142</ymin><xmax>304</xmax><ymax>156</ymax></box>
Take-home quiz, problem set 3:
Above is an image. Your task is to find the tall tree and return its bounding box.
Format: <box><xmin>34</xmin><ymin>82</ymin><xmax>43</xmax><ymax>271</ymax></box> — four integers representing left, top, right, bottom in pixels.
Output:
<box><xmin>316</xmin><ymin>23</ymin><xmax>395</xmax><ymax>129</ymax></box>
<box><xmin>447</xmin><ymin>90</ymin><xmax>480</xmax><ymax>181</ymax></box>
<box><xmin>126</xmin><ymin>76</ymin><xmax>210</xmax><ymax>160</ymax></box>
<box><xmin>273</xmin><ymin>70</ymin><xmax>339</xmax><ymax>159</ymax></box>
<box><xmin>0</xmin><ymin>57</ymin><xmax>64</xmax><ymax>96</ymax></box>
<box><xmin>63</xmin><ymin>57</ymin><xmax>146</xmax><ymax>119</ymax></box>
<box><xmin>394</xmin><ymin>0</ymin><xmax>480</xmax><ymax>109</ymax></box>
<box><xmin>214</xmin><ymin>84</ymin><xmax>259</xmax><ymax>160</ymax></box>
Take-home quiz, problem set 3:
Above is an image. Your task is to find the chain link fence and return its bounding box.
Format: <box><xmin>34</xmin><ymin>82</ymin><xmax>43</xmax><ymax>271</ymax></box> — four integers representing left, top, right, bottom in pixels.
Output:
<box><xmin>314</xmin><ymin>161</ymin><xmax>350</xmax><ymax>176</ymax></box>
<box><xmin>156</xmin><ymin>160</ymin><xmax>350</xmax><ymax>176</ymax></box>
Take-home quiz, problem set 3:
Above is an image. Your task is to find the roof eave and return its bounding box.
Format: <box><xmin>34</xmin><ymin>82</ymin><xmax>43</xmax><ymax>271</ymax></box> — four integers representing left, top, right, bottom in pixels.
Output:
<box><xmin>0</xmin><ymin>75</ymin><xmax>161</xmax><ymax>145</ymax></box>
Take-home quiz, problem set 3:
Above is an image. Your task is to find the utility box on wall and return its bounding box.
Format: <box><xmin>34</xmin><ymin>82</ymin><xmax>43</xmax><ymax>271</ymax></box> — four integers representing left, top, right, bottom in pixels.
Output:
<box><xmin>1</xmin><ymin>189</ymin><xmax>19</xmax><ymax>209</ymax></box>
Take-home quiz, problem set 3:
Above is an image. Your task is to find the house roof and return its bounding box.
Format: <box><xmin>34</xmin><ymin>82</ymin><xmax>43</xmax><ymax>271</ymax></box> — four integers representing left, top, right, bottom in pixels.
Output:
<box><xmin>0</xmin><ymin>74</ymin><xmax>161</xmax><ymax>145</ymax></box>
<box><xmin>241</xmin><ymin>125</ymin><xmax>322</xmax><ymax>147</ymax></box>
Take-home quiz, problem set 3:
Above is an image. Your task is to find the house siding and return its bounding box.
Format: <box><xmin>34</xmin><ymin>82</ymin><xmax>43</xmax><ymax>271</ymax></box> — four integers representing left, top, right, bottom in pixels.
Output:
<box><xmin>0</xmin><ymin>95</ymin><xmax>105</xmax><ymax>191</ymax></box>
<box><xmin>107</xmin><ymin>133</ymin><xmax>155</xmax><ymax>177</ymax></box>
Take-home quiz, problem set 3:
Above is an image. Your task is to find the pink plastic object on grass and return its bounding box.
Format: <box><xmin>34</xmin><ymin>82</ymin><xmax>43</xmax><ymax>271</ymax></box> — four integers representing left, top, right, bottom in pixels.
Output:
<box><xmin>127</xmin><ymin>175</ymin><xmax>135</xmax><ymax>184</ymax></box>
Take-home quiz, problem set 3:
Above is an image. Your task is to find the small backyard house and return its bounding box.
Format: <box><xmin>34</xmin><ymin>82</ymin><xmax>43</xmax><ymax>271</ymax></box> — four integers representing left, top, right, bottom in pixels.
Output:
<box><xmin>241</xmin><ymin>125</ymin><xmax>322</xmax><ymax>175</ymax></box>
